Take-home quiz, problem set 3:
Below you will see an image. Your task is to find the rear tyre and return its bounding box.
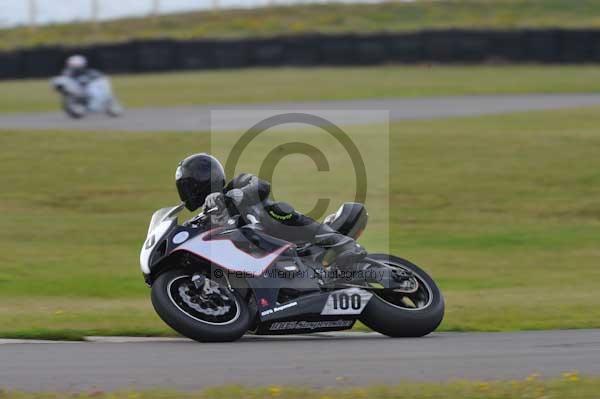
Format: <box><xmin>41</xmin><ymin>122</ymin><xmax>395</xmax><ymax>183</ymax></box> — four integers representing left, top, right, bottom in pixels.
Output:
<box><xmin>359</xmin><ymin>254</ymin><xmax>444</xmax><ymax>337</ymax></box>
<box><xmin>106</xmin><ymin>99</ymin><xmax>123</xmax><ymax>117</ymax></box>
<box><xmin>151</xmin><ymin>269</ymin><xmax>249</xmax><ymax>342</ymax></box>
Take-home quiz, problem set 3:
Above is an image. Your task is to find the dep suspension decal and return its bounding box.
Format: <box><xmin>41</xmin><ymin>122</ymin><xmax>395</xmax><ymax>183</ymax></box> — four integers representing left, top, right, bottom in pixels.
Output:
<box><xmin>320</xmin><ymin>288</ymin><xmax>373</xmax><ymax>315</ymax></box>
<box><xmin>261</xmin><ymin>301</ymin><xmax>298</xmax><ymax>317</ymax></box>
<box><xmin>269</xmin><ymin>320</ymin><xmax>354</xmax><ymax>331</ymax></box>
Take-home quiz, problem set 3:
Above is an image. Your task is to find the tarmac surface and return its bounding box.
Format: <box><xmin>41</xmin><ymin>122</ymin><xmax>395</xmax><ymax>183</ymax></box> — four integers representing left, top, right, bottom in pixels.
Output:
<box><xmin>2</xmin><ymin>94</ymin><xmax>600</xmax><ymax>132</ymax></box>
<box><xmin>1</xmin><ymin>329</ymin><xmax>599</xmax><ymax>391</ymax></box>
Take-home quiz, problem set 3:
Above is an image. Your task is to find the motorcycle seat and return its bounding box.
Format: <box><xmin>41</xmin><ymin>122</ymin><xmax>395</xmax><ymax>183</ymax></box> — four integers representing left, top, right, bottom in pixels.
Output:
<box><xmin>323</xmin><ymin>202</ymin><xmax>368</xmax><ymax>240</ymax></box>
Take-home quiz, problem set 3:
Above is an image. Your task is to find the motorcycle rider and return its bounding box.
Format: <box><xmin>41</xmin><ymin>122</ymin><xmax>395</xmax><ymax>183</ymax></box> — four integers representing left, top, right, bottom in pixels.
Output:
<box><xmin>175</xmin><ymin>153</ymin><xmax>366</xmax><ymax>273</ymax></box>
<box><xmin>56</xmin><ymin>54</ymin><xmax>122</xmax><ymax>117</ymax></box>
<box><xmin>62</xmin><ymin>55</ymin><xmax>102</xmax><ymax>88</ymax></box>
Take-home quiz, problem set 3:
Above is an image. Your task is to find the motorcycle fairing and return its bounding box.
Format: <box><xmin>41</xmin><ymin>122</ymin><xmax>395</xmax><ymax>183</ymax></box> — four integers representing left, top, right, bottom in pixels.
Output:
<box><xmin>140</xmin><ymin>204</ymin><xmax>185</xmax><ymax>275</ymax></box>
<box><xmin>203</xmin><ymin>226</ymin><xmax>293</xmax><ymax>259</ymax></box>
<box><xmin>256</xmin><ymin>288</ymin><xmax>373</xmax><ymax>321</ymax></box>
<box><xmin>250</xmin><ymin>281</ymin><xmax>362</xmax><ymax>335</ymax></box>
<box><xmin>252</xmin><ymin>291</ymin><xmax>360</xmax><ymax>335</ymax></box>
<box><xmin>173</xmin><ymin>227</ymin><xmax>292</xmax><ymax>276</ymax></box>
<box><xmin>141</xmin><ymin>205</ymin><xmax>373</xmax><ymax>335</ymax></box>
<box><xmin>256</xmin><ymin>317</ymin><xmax>356</xmax><ymax>335</ymax></box>
<box><xmin>141</xmin><ymin>206</ymin><xmax>296</xmax><ymax>281</ymax></box>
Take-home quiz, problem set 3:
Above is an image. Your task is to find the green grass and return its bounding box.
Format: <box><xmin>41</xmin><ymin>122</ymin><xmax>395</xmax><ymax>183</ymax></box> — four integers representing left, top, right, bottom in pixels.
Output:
<box><xmin>1</xmin><ymin>105</ymin><xmax>600</xmax><ymax>339</ymax></box>
<box><xmin>2</xmin><ymin>0</ymin><xmax>600</xmax><ymax>50</ymax></box>
<box><xmin>3</xmin><ymin>65</ymin><xmax>600</xmax><ymax>114</ymax></box>
<box><xmin>0</xmin><ymin>374</ymin><xmax>594</xmax><ymax>398</ymax></box>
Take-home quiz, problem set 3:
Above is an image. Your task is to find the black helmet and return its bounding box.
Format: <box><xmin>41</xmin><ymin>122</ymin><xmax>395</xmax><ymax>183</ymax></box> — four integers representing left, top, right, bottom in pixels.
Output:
<box><xmin>175</xmin><ymin>153</ymin><xmax>225</xmax><ymax>211</ymax></box>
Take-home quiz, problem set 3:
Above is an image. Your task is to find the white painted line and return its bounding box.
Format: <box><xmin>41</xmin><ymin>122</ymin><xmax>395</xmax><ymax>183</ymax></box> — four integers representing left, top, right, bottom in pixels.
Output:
<box><xmin>0</xmin><ymin>331</ymin><xmax>382</xmax><ymax>345</ymax></box>
<box><xmin>84</xmin><ymin>336</ymin><xmax>191</xmax><ymax>343</ymax></box>
<box><xmin>0</xmin><ymin>339</ymin><xmax>80</xmax><ymax>345</ymax></box>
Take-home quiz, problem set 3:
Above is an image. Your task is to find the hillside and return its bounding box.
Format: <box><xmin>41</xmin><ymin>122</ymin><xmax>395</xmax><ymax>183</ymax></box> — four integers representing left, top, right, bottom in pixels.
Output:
<box><xmin>1</xmin><ymin>0</ymin><xmax>600</xmax><ymax>50</ymax></box>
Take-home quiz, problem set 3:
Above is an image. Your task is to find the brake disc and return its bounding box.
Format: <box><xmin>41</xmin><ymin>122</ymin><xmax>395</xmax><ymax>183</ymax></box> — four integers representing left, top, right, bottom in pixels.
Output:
<box><xmin>178</xmin><ymin>281</ymin><xmax>232</xmax><ymax>317</ymax></box>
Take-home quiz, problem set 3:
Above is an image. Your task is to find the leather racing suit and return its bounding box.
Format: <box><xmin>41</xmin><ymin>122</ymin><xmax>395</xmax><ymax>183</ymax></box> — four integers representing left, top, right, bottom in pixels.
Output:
<box><xmin>205</xmin><ymin>173</ymin><xmax>366</xmax><ymax>272</ymax></box>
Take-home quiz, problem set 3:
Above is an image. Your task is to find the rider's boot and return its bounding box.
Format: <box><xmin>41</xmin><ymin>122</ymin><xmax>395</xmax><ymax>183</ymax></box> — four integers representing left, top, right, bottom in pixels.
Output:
<box><xmin>314</xmin><ymin>225</ymin><xmax>367</xmax><ymax>281</ymax></box>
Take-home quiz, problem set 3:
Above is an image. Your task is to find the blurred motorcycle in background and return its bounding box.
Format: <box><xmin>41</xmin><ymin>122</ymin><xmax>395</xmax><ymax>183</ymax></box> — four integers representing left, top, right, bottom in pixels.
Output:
<box><xmin>51</xmin><ymin>73</ymin><xmax>123</xmax><ymax>119</ymax></box>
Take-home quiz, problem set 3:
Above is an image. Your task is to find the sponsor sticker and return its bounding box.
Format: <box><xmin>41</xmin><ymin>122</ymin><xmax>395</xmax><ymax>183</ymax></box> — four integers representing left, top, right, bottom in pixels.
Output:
<box><xmin>269</xmin><ymin>320</ymin><xmax>354</xmax><ymax>331</ymax></box>
<box><xmin>261</xmin><ymin>301</ymin><xmax>298</xmax><ymax>317</ymax></box>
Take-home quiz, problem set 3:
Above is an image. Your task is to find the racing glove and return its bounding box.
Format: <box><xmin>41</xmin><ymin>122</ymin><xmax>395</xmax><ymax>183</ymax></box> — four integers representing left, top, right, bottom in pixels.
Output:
<box><xmin>204</xmin><ymin>192</ymin><xmax>225</xmax><ymax>210</ymax></box>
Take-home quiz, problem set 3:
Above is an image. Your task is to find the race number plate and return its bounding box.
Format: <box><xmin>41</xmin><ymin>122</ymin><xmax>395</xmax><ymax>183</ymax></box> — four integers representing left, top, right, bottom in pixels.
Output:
<box><xmin>320</xmin><ymin>288</ymin><xmax>373</xmax><ymax>315</ymax></box>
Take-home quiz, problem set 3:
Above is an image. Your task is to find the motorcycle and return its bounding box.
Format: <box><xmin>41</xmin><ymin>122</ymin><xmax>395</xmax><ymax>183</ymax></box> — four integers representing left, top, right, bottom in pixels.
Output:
<box><xmin>51</xmin><ymin>74</ymin><xmax>123</xmax><ymax>119</ymax></box>
<box><xmin>140</xmin><ymin>201</ymin><xmax>444</xmax><ymax>342</ymax></box>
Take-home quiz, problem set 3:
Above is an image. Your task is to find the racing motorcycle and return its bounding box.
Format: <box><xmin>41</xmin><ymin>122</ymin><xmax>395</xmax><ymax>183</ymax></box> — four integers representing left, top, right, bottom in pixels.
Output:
<box><xmin>51</xmin><ymin>74</ymin><xmax>123</xmax><ymax>119</ymax></box>
<box><xmin>140</xmin><ymin>202</ymin><xmax>444</xmax><ymax>342</ymax></box>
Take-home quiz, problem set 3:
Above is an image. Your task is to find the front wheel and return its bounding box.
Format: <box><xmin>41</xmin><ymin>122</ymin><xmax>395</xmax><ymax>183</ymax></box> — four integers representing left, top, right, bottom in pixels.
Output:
<box><xmin>105</xmin><ymin>98</ymin><xmax>123</xmax><ymax>117</ymax></box>
<box><xmin>62</xmin><ymin>96</ymin><xmax>87</xmax><ymax>119</ymax></box>
<box><xmin>360</xmin><ymin>254</ymin><xmax>444</xmax><ymax>337</ymax></box>
<box><xmin>151</xmin><ymin>269</ymin><xmax>250</xmax><ymax>342</ymax></box>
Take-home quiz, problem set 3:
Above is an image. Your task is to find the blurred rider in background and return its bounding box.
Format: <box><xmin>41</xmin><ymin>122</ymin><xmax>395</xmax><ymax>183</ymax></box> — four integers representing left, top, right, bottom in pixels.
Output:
<box><xmin>55</xmin><ymin>54</ymin><xmax>122</xmax><ymax>117</ymax></box>
<box><xmin>62</xmin><ymin>54</ymin><xmax>102</xmax><ymax>87</ymax></box>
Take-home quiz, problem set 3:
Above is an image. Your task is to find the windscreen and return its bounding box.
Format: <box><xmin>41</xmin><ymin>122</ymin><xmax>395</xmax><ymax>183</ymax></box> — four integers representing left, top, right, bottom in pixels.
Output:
<box><xmin>147</xmin><ymin>204</ymin><xmax>185</xmax><ymax>236</ymax></box>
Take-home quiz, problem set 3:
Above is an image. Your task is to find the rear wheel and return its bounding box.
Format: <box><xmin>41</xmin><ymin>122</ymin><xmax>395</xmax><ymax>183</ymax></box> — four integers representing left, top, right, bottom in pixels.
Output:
<box><xmin>359</xmin><ymin>254</ymin><xmax>444</xmax><ymax>337</ymax></box>
<box><xmin>151</xmin><ymin>269</ymin><xmax>249</xmax><ymax>342</ymax></box>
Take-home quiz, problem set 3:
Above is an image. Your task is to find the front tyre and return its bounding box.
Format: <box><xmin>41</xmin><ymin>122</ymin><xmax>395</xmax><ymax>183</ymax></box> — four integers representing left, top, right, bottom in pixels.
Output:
<box><xmin>151</xmin><ymin>269</ymin><xmax>250</xmax><ymax>342</ymax></box>
<box><xmin>62</xmin><ymin>96</ymin><xmax>87</xmax><ymax>119</ymax></box>
<box><xmin>360</xmin><ymin>254</ymin><xmax>444</xmax><ymax>337</ymax></box>
<box><xmin>106</xmin><ymin>99</ymin><xmax>123</xmax><ymax>117</ymax></box>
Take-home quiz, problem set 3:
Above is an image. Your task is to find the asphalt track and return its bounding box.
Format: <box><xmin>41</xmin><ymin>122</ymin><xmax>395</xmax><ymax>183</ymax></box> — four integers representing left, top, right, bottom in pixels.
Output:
<box><xmin>2</xmin><ymin>94</ymin><xmax>600</xmax><ymax>132</ymax></box>
<box><xmin>1</xmin><ymin>329</ymin><xmax>600</xmax><ymax>391</ymax></box>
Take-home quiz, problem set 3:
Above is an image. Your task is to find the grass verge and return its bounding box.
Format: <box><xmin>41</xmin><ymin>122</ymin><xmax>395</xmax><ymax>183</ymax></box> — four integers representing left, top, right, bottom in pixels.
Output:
<box><xmin>0</xmin><ymin>375</ymin><xmax>593</xmax><ymax>398</ymax></box>
<box><xmin>2</xmin><ymin>65</ymin><xmax>600</xmax><ymax>114</ymax></box>
<box><xmin>1</xmin><ymin>107</ymin><xmax>600</xmax><ymax>338</ymax></box>
<box><xmin>2</xmin><ymin>0</ymin><xmax>600</xmax><ymax>50</ymax></box>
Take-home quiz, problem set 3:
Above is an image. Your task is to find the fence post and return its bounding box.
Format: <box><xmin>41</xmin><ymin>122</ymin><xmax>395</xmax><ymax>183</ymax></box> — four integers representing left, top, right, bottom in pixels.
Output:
<box><xmin>28</xmin><ymin>0</ymin><xmax>37</xmax><ymax>31</ymax></box>
<box><xmin>91</xmin><ymin>0</ymin><xmax>100</xmax><ymax>30</ymax></box>
<box><xmin>151</xmin><ymin>0</ymin><xmax>161</xmax><ymax>16</ymax></box>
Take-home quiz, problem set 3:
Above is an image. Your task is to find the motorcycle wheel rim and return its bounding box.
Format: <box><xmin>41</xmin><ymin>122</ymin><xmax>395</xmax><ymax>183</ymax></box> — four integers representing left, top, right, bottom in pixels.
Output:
<box><xmin>374</xmin><ymin>261</ymin><xmax>433</xmax><ymax>311</ymax></box>
<box><xmin>167</xmin><ymin>275</ymin><xmax>241</xmax><ymax>325</ymax></box>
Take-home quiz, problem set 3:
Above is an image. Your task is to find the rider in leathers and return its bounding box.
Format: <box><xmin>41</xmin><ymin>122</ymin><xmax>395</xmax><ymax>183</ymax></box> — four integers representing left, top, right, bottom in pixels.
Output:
<box><xmin>62</xmin><ymin>55</ymin><xmax>102</xmax><ymax>88</ymax></box>
<box><xmin>176</xmin><ymin>154</ymin><xmax>366</xmax><ymax>273</ymax></box>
